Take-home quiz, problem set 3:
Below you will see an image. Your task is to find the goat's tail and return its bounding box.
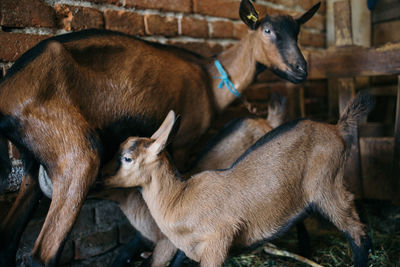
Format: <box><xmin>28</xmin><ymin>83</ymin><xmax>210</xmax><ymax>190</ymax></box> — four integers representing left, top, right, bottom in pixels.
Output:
<box><xmin>337</xmin><ymin>91</ymin><xmax>375</xmax><ymax>147</ymax></box>
<box><xmin>266</xmin><ymin>92</ymin><xmax>287</xmax><ymax>128</ymax></box>
<box><xmin>0</xmin><ymin>136</ymin><xmax>11</xmax><ymax>193</ymax></box>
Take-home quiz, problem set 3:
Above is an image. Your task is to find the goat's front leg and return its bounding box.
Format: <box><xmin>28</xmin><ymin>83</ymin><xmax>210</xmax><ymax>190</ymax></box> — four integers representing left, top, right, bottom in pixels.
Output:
<box><xmin>200</xmin><ymin>236</ymin><xmax>232</xmax><ymax>267</ymax></box>
<box><xmin>151</xmin><ymin>238</ymin><xmax>177</xmax><ymax>267</ymax></box>
<box><xmin>0</xmin><ymin>155</ymin><xmax>41</xmax><ymax>267</ymax></box>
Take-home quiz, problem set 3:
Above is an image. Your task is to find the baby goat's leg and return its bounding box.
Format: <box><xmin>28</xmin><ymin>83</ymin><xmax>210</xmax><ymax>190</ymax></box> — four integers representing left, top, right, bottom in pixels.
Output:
<box><xmin>200</xmin><ymin>236</ymin><xmax>232</xmax><ymax>267</ymax></box>
<box><xmin>151</xmin><ymin>238</ymin><xmax>177</xmax><ymax>267</ymax></box>
<box><xmin>315</xmin><ymin>177</ymin><xmax>371</xmax><ymax>267</ymax></box>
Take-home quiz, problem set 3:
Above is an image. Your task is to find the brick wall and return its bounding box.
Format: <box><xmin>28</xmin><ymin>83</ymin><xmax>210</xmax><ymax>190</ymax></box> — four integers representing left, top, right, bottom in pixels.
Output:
<box><xmin>0</xmin><ymin>0</ymin><xmax>326</xmax><ymax>265</ymax></box>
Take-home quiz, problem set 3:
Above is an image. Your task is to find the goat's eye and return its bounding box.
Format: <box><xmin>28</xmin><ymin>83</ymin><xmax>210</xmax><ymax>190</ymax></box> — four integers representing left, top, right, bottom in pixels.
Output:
<box><xmin>265</xmin><ymin>28</ymin><xmax>271</xmax><ymax>34</ymax></box>
<box><xmin>122</xmin><ymin>157</ymin><xmax>133</xmax><ymax>164</ymax></box>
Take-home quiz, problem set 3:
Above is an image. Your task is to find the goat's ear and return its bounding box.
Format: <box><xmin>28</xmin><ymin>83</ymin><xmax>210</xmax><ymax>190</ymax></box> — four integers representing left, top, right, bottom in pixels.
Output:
<box><xmin>149</xmin><ymin>111</ymin><xmax>181</xmax><ymax>155</ymax></box>
<box><xmin>239</xmin><ymin>0</ymin><xmax>259</xmax><ymax>30</ymax></box>
<box><xmin>296</xmin><ymin>2</ymin><xmax>321</xmax><ymax>25</ymax></box>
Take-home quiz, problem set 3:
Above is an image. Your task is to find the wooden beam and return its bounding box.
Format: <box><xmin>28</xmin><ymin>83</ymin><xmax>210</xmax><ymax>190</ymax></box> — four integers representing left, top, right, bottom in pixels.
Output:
<box><xmin>350</xmin><ymin>0</ymin><xmax>371</xmax><ymax>47</ymax></box>
<box><xmin>308</xmin><ymin>43</ymin><xmax>400</xmax><ymax>79</ymax></box>
<box><xmin>334</xmin><ymin>0</ymin><xmax>353</xmax><ymax>46</ymax></box>
<box><xmin>338</xmin><ymin>78</ymin><xmax>355</xmax><ymax>113</ymax></box>
<box><xmin>372</xmin><ymin>0</ymin><xmax>400</xmax><ymax>23</ymax></box>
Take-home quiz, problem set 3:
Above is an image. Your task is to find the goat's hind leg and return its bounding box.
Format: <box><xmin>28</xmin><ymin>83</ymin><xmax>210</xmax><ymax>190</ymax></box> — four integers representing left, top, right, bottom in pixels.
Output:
<box><xmin>22</xmin><ymin>104</ymin><xmax>101</xmax><ymax>266</ymax></box>
<box><xmin>315</xmin><ymin>181</ymin><xmax>371</xmax><ymax>267</ymax></box>
<box><xmin>0</xmin><ymin>153</ymin><xmax>41</xmax><ymax>267</ymax></box>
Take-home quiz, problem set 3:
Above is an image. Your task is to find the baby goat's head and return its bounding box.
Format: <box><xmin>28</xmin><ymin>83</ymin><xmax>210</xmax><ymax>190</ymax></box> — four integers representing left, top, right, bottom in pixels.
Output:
<box><xmin>240</xmin><ymin>0</ymin><xmax>321</xmax><ymax>83</ymax></box>
<box><xmin>102</xmin><ymin>111</ymin><xmax>181</xmax><ymax>188</ymax></box>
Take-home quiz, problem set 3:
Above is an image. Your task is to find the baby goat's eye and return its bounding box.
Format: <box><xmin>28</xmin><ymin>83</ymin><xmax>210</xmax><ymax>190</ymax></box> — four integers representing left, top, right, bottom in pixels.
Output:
<box><xmin>265</xmin><ymin>28</ymin><xmax>271</xmax><ymax>34</ymax></box>
<box><xmin>122</xmin><ymin>156</ymin><xmax>133</xmax><ymax>164</ymax></box>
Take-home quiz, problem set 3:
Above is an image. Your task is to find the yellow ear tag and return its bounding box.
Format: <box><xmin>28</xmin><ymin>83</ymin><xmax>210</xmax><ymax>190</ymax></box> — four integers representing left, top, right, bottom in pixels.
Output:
<box><xmin>247</xmin><ymin>13</ymin><xmax>258</xmax><ymax>23</ymax></box>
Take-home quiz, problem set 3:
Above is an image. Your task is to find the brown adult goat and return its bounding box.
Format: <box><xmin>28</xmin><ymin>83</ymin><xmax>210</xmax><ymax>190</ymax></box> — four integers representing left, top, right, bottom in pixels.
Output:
<box><xmin>0</xmin><ymin>0</ymin><xmax>320</xmax><ymax>265</ymax></box>
<box><xmin>103</xmin><ymin>93</ymin><xmax>374</xmax><ymax>267</ymax></box>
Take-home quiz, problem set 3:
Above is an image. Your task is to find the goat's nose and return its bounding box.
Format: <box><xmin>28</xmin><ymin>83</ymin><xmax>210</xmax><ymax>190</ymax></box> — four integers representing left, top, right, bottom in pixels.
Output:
<box><xmin>295</xmin><ymin>64</ymin><xmax>307</xmax><ymax>76</ymax></box>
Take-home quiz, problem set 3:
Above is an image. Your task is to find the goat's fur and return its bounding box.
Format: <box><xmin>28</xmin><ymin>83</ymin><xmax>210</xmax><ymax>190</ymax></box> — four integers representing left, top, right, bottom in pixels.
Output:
<box><xmin>103</xmin><ymin>92</ymin><xmax>374</xmax><ymax>267</ymax></box>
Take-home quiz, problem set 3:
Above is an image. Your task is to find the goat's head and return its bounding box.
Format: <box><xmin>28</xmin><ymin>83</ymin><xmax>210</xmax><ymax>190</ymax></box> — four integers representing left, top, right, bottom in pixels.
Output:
<box><xmin>240</xmin><ymin>0</ymin><xmax>320</xmax><ymax>84</ymax></box>
<box><xmin>101</xmin><ymin>110</ymin><xmax>181</xmax><ymax>188</ymax></box>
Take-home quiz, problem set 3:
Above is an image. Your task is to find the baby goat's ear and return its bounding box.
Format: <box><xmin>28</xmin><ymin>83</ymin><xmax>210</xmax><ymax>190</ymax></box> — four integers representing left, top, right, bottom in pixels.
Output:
<box><xmin>150</xmin><ymin>111</ymin><xmax>181</xmax><ymax>155</ymax></box>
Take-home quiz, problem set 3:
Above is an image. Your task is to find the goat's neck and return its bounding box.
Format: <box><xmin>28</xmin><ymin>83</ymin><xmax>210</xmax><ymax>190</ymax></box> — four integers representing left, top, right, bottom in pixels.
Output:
<box><xmin>208</xmin><ymin>32</ymin><xmax>258</xmax><ymax>111</ymax></box>
<box><xmin>141</xmin><ymin>156</ymin><xmax>185</xmax><ymax>221</ymax></box>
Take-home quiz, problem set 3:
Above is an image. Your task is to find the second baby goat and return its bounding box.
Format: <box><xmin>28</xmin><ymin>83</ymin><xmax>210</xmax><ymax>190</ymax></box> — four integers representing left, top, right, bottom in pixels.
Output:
<box><xmin>102</xmin><ymin>93</ymin><xmax>374</xmax><ymax>267</ymax></box>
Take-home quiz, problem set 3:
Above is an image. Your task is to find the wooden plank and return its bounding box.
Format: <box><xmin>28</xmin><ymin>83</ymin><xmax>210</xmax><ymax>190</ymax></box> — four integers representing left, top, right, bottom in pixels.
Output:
<box><xmin>308</xmin><ymin>43</ymin><xmax>400</xmax><ymax>79</ymax></box>
<box><xmin>393</xmin><ymin>76</ymin><xmax>400</xmax><ymax>202</ymax></box>
<box><xmin>363</xmin><ymin>85</ymin><xmax>398</xmax><ymax>96</ymax></box>
<box><xmin>372</xmin><ymin>0</ymin><xmax>400</xmax><ymax>23</ymax></box>
<box><xmin>360</xmin><ymin>137</ymin><xmax>394</xmax><ymax>200</ymax></box>
<box><xmin>338</xmin><ymin>78</ymin><xmax>355</xmax><ymax>113</ymax></box>
<box><xmin>331</xmin><ymin>1</ymin><xmax>362</xmax><ymax>197</ymax></box>
<box><xmin>373</xmin><ymin>20</ymin><xmax>400</xmax><ymax>46</ymax></box>
<box><xmin>350</xmin><ymin>0</ymin><xmax>371</xmax><ymax>47</ymax></box>
<box><xmin>334</xmin><ymin>0</ymin><xmax>353</xmax><ymax>46</ymax></box>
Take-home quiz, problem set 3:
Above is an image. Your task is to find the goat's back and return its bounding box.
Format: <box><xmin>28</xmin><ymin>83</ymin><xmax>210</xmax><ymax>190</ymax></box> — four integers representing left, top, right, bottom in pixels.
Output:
<box><xmin>175</xmin><ymin>120</ymin><xmax>345</xmax><ymax>248</ymax></box>
<box><xmin>192</xmin><ymin>117</ymin><xmax>273</xmax><ymax>172</ymax></box>
<box><xmin>0</xmin><ymin>30</ymin><xmax>213</xmax><ymax>162</ymax></box>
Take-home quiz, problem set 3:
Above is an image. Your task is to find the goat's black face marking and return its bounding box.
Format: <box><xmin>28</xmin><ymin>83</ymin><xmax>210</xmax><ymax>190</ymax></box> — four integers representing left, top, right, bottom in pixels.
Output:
<box><xmin>261</xmin><ymin>16</ymin><xmax>307</xmax><ymax>84</ymax></box>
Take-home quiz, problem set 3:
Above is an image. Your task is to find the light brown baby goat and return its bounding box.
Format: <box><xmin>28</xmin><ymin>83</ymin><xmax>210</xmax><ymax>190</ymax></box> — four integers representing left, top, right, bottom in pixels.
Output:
<box><xmin>102</xmin><ymin>93</ymin><xmax>374</xmax><ymax>267</ymax></box>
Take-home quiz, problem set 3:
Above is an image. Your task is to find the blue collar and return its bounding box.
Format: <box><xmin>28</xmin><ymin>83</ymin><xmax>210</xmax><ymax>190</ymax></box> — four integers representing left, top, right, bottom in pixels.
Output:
<box><xmin>214</xmin><ymin>60</ymin><xmax>241</xmax><ymax>98</ymax></box>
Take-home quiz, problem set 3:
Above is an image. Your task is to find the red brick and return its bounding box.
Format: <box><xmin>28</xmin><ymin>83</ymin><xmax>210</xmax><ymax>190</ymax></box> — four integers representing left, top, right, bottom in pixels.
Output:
<box><xmin>55</xmin><ymin>4</ymin><xmax>104</xmax><ymax>31</ymax></box>
<box><xmin>210</xmin><ymin>20</ymin><xmax>233</xmax><ymax>39</ymax></box>
<box><xmin>0</xmin><ymin>32</ymin><xmax>50</xmax><ymax>62</ymax></box>
<box><xmin>193</xmin><ymin>0</ymin><xmax>240</xmax><ymax>19</ymax></box>
<box><xmin>0</xmin><ymin>0</ymin><xmax>56</xmax><ymax>28</ymax></box>
<box><xmin>233</xmin><ymin>22</ymin><xmax>249</xmax><ymax>40</ymax></box>
<box><xmin>86</xmin><ymin>0</ymin><xmax>120</xmax><ymax>5</ymax></box>
<box><xmin>104</xmin><ymin>10</ymin><xmax>144</xmax><ymax>36</ymax></box>
<box><xmin>168</xmin><ymin>40</ymin><xmax>224</xmax><ymax>58</ymax></box>
<box><xmin>181</xmin><ymin>17</ymin><xmax>208</xmax><ymax>38</ymax></box>
<box><xmin>299</xmin><ymin>30</ymin><xmax>326</xmax><ymax>48</ymax></box>
<box><xmin>125</xmin><ymin>0</ymin><xmax>192</xmax><ymax>13</ymax></box>
<box><xmin>144</xmin><ymin>14</ymin><xmax>178</xmax><ymax>37</ymax></box>
<box><xmin>269</xmin><ymin>0</ymin><xmax>296</xmax><ymax>8</ymax></box>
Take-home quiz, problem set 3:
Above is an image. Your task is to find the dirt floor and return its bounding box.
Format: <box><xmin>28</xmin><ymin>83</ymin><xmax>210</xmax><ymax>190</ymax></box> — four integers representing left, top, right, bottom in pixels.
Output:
<box><xmin>129</xmin><ymin>199</ymin><xmax>399</xmax><ymax>266</ymax></box>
